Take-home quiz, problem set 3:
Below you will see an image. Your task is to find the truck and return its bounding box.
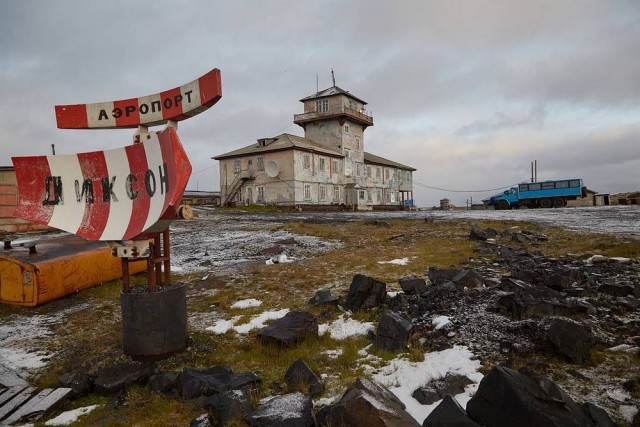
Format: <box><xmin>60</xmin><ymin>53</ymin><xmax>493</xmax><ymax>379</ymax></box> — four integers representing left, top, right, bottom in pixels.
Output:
<box><xmin>488</xmin><ymin>178</ymin><xmax>586</xmax><ymax>210</ymax></box>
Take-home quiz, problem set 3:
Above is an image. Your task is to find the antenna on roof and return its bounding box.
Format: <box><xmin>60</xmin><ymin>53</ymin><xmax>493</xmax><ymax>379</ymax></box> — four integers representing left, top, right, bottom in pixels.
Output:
<box><xmin>331</xmin><ymin>68</ymin><xmax>336</xmax><ymax>87</ymax></box>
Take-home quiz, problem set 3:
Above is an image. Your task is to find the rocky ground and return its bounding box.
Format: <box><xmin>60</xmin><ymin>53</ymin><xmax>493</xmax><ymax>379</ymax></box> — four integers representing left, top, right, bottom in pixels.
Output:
<box><xmin>0</xmin><ymin>205</ymin><xmax>639</xmax><ymax>426</ymax></box>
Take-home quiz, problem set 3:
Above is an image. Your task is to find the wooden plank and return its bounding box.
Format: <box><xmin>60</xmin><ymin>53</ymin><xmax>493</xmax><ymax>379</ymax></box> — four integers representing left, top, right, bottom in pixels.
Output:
<box><xmin>23</xmin><ymin>387</ymin><xmax>72</xmax><ymax>421</ymax></box>
<box><xmin>0</xmin><ymin>386</ymin><xmax>35</xmax><ymax>421</ymax></box>
<box><xmin>2</xmin><ymin>388</ymin><xmax>53</xmax><ymax>425</ymax></box>
<box><xmin>0</xmin><ymin>364</ymin><xmax>29</xmax><ymax>388</ymax></box>
<box><xmin>0</xmin><ymin>386</ymin><xmax>27</xmax><ymax>407</ymax></box>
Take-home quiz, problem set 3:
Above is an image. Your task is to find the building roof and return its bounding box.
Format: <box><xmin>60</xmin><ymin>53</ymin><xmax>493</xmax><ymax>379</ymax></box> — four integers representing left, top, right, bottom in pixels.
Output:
<box><xmin>299</xmin><ymin>86</ymin><xmax>367</xmax><ymax>105</ymax></box>
<box><xmin>364</xmin><ymin>152</ymin><xmax>416</xmax><ymax>171</ymax></box>
<box><xmin>213</xmin><ymin>133</ymin><xmax>343</xmax><ymax>160</ymax></box>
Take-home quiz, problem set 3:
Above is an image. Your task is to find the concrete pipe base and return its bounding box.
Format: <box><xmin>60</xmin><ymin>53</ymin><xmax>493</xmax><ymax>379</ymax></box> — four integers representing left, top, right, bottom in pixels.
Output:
<box><xmin>120</xmin><ymin>283</ymin><xmax>187</xmax><ymax>360</ymax></box>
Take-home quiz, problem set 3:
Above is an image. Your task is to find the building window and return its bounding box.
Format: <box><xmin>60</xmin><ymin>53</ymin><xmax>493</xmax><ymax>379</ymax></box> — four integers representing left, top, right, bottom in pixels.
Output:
<box><xmin>377</xmin><ymin>189</ymin><xmax>382</xmax><ymax>203</ymax></box>
<box><xmin>319</xmin><ymin>185</ymin><xmax>326</xmax><ymax>201</ymax></box>
<box><xmin>355</xmin><ymin>137</ymin><xmax>360</xmax><ymax>151</ymax></box>
<box><xmin>332</xmin><ymin>159</ymin><xmax>339</xmax><ymax>174</ymax></box>
<box><xmin>385</xmin><ymin>191</ymin><xmax>390</xmax><ymax>202</ymax></box>
<box><xmin>344</xmin><ymin>124</ymin><xmax>349</xmax><ymax>134</ymax></box>
<box><xmin>385</xmin><ymin>168</ymin><xmax>390</xmax><ymax>180</ymax></box>
<box><xmin>356</xmin><ymin>163</ymin><xmax>361</xmax><ymax>177</ymax></box>
<box><xmin>304</xmin><ymin>184</ymin><xmax>311</xmax><ymax>200</ymax></box>
<box><xmin>304</xmin><ymin>154</ymin><xmax>310</xmax><ymax>169</ymax></box>
<box><xmin>406</xmin><ymin>171</ymin><xmax>411</xmax><ymax>181</ymax></box>
<box><xmin>257</xmin><ymin>156</ymin><xmax>264</xmax><ymax>171</ymax></box>
<box><xmin>333</xmin><ymin>186</ymin><xmax>340</xmax><ymax>201</ymax></box>
<box><xmin>367</xmin><ymin>190</ymin><xmax>372</xmax><ymax>202</ymax></box>
<box><xmin>257</xmin><ymin>186</ymin><xmax>265</xmax><ymax>203</ymax></box>
<box><xmin>319</xmin><ymin>157</ymin><xmax>326</xmax><ymax>172</ymax></box>
<box><xmin>247</xmin><ymin>159</ymin><xmax>253</xmax><ymax>166</ymax></box>
<box><xmin>367</xmin><ymin>166</ymin><xmax>371</xmax><ymax>177</ymax></box>
<box><xmin>358</xmin><ymin>190</ymin><xmax>366</xmax><ymax>200</ymax></box>
<box><xmin>376</xmin><ymin>168</ymin><xmax>381</xmax><ymax>180</ymax></box>
<box><xmin>316</xmin><ymin>99</ymin><xmax>329</xmax><ymax>112</ymax></box>
<box><xmin>233</xmin><ymin>160</ymin><xmax>240</xmax><ymax>174</ymax></box>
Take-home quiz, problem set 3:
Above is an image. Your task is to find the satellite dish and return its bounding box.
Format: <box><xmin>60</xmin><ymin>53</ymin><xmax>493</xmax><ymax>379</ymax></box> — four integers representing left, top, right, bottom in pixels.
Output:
<box><xmin>265</xmin><ymin>160</ymin><xmax>280</xmax><ymax>178</ymax></box>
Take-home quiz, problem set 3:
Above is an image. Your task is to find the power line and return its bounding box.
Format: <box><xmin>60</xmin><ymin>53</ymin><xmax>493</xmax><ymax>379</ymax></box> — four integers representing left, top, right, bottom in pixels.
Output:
<box><xmin>412</xmin><ymin>179</ymin><xmax>529</xmax><ymax>193</ymax></box>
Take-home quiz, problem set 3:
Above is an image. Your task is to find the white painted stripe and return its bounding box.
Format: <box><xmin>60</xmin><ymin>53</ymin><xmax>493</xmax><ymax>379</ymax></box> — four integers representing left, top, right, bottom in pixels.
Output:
<box><xmin>46</xmin><ymin>154</ymin><xmax>87</xmax><ymax>234</ymax></box>
<box><xmin>86</xmin><ymin>101</ymin><xmax>116</xmax><ymax>128</ymax></box>
<box><xmin>142</xmin><ymin>134</ymin><xmax>167</xmax><ymax>231</ymax></box>
<box><xmin>180</xmin><ymin>80</ymin><xmax>201</xmax><ymax>115</ymax></box>
<box><xmin>137</xmin><ymin>93</ymin><xmax>164</xmax><ymax>124</ymax></box>
<box><xmin>100</xmin><ymin>146</ymin><xmax>134</xmax><ymax>240</ymax></box>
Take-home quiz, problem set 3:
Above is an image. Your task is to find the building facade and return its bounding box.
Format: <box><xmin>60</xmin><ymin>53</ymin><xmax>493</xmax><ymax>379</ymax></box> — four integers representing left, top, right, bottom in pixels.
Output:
<box><xmin>214</xmin><ymin>85</ymin><xmax>415</xmax><ymax>210</ymax></box>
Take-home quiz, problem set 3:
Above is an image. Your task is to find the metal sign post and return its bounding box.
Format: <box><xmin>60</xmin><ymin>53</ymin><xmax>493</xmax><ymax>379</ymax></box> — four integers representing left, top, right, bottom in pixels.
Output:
<box><xmin>11</xmin><ymin>69</ymin><xmax>222</xmax><ymax>359</ymax></box>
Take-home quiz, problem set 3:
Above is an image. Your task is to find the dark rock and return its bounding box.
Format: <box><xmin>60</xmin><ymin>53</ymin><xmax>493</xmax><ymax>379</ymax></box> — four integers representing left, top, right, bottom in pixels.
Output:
<box><xmin>451</xmin><ymin>269</ymin><xmax>484</xmax><ymax>289</ymax></box>
<box><xmin>231</xmin><ymin>371</ymin><xmax>262</xmax><ymax>393</ymax></box>
<box><xmin>543</xmin><ymin>267</ymin><xmax>583</xmax><ymax>290</ymax></box>
<box><xmin>511</xmin><ymin>232</ymin><xmax>530</xmax><ymax>243</ymax></box>
<box><xmin>245</xmin><ymin>392</ymin><xmax>314</xmax><ymax>427</ymax></box>
<box><xmin>428</xmin><ymin>267</ymin><xmax>461</xmax><ymax>285</ymax></box>
<box><xmin>422</xmin><ymin>395</ymin><xmax>481</xmax><ymax>427</ymax></box>
<box><xmin>257</xmin><ymin>311</ymin><xmax>318</xmax><ymax>348</ymax></box>
<box><xmin>580</xmin><ymin>402</ymin><xmax>616</xmax><ymax>427</ymax></box>
<box><xmin>308</xmin><ymin>289</ymin><xmax>339</xmax><ymax>306</ymax></box>
<box><xmin>412</xmin><ymin>372</ymin><xmax>473</xmax><ymax>405</ymax></box>
<box><xmin>203</xmin><ymin>390</ymin><xmax>253</xmax><ymax>426</ymax></box>
<box><xmin>547</xmin><ymin>318</ymin><xmax>594</xmax><ymax>364</ymax></box>
<box><xmin>400</xmin><ymin>276</ymin><xmax>428</xmax><ymax>295</ymax></box>
<box><xmin>190</xmin><ymin>414</ymin><xmax>213</xmax><ymax>427</ymax></box>
<box><xmin>323</xmin><ymin>377</ymin><xmax>420</xmax><ymax>427</ymax></box>
<box><xmin>105</xmin><ymin>388</ymin><xmax>128</xmax><ymax>409</ymax></box>
<box><xmin>497</xmin><ymin>293</ymin><xmax>591</xmax><ymax>321</ymax></box>
<box><xmin>389</xmin><ymin>293</ymin><xmax>408</xmax><ymax>312</ymax></box>
<box><xmin>258</xmin><ymin>245</ymin><xmax>282</xmax><ymax>256</ymax></box>
<box><xmin>470</xmin><ymin>226</ymin><xmax>495</xmax><ymax>241</ymax></box>
<box><xmin>374</xmin><ymin>310</ymin><xmax>413</xmax><ymax>351</ymax></box>
<box><xmin>94</xmin><ymin>361</ymin><xmax>155</xmax><ymax>395</ymax></box>
<box><xmin>466</xmin><ymin>365</ymin><xmax>591</xmax><ymax>427</ymax></box>
<box><xmin>58</xmin><ymin>370</ymin><xmax>92</xmax><ymax>397</ymax></box>
<box><xmin>147</xmin><ymin>371</ymin><xmax>181</xmax><ymax>396</ymax></box>
<box><xmin>499</xmin><ymin>277</ymin><xmax>561</xmax><ymax>300</ymax></box>
<box><xmin>284</xmin><ymin>359</ymin><xmax>324</xmax><ymax>397</ymax></box>
<box><xmin>180</xmin><ymin>366</ymin><xmax>261</xmax><ymax>400</ymax></box>
<box><xmin>598</xmin><ymin>283</ymin><xmax>634</xmax><ymax>297</ymax></box>
<box><xmin>345</xmin><ymin>274</ymin><xmax>387</xmax><ymax>311</ymax></box>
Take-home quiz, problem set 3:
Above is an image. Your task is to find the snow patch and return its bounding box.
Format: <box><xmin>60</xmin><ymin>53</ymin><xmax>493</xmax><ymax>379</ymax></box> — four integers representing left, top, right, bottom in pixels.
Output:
<box><xmin>370</xmin><ymin>345</ymin><xmax>483</xmax><ymax>421</ymax></box>
<box><xmin>231</xmin><ymin>298</ymin><xmax>263</xmax><ymax>309</ymax></box>
<box><xmin>44</xmin><ymin>405</ymin><xmax>99</xmax><ymax>426</ymax></box>
<box><xmin>378</xmin><ymin>257</ymin><xmax>409</xmax><ymax>265</ymax></box>
<box><xmin>432</xmin><ymin>316</ymin><xmax>451</xmax><ymax>330</ymax></box>
<box><xmin>206</xmin><ymin>309</ymin><xmax>290</xmax><ymax>335</ymax></box>
<box><xmin>318</xmin><ymin>314</ymin><xmax>375</xmax><ymax>340</ymax></box>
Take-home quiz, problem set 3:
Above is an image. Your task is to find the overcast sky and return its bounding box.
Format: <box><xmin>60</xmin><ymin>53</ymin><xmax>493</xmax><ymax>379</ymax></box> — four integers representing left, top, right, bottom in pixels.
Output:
<box><xmin>1</xmin><ymin>1</ymin><xmax>638</xmax><ymax>207</ymax></box>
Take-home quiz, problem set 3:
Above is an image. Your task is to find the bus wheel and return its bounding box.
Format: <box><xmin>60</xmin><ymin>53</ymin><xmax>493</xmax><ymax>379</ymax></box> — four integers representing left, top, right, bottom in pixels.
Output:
<box><xmin>495</xmin><ymin>200</ymin><xmax>509</xmax><ymax>210</ymax></box>
<box><xmin>539</xmin><ymin>198</ymin><xmax>552</xmax><ymax>209</ymax></box>
<box><xmin>553</xmin><ymin>198</ymin><xmax>565</xmax><ymax>208</ymax></box>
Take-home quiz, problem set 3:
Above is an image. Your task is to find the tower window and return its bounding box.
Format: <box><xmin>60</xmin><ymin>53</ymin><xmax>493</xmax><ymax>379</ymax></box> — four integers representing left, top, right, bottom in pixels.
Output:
<box><xmin>355</xmin><ymin>136</ymin><xmax>360</xmax><ymax>151</ymax></box>
<box><xmin>344</xmin><ymin>124</ymin><xmax>350</xmax><ymax>134</ymax></box>
<box><xmin>316</xmin><ymin>99</ymin><xmax>329</xmax><ymax>113</ymax></box>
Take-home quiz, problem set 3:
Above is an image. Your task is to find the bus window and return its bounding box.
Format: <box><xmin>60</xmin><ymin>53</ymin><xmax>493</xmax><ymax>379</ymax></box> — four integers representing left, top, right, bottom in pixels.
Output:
<box><xmin>542</xmin><ymin>181</ymin><xmax>555</xmax><ymax>189</ymax></box>
<box><xmin>569</xmin><ymin>180</ymin><xmax>580</xmax><ymax>187</ymax></box>
<box><xmin>529</xmin><ymin>183</ymin><xmax>541</xmax><ymax>191</ymax></box>
<box><xmin>556</xmin><ymin>181</ymin><xmax>569</xmax><ymax>188</ymax></box>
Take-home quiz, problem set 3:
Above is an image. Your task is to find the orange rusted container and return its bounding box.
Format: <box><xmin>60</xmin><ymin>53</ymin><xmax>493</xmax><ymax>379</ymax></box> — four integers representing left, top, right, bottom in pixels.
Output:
<box><xmin>0</xmin><ymin>234</ymin><xmax>145</xmax><ymax>306</ymax></box>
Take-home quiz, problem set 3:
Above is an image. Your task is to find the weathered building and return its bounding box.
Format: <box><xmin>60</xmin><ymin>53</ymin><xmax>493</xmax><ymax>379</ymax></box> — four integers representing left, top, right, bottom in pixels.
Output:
<box><xmin>214</xmin><ymin>85</ymin><xmax>415</xmax><ymax>210</ymax></box>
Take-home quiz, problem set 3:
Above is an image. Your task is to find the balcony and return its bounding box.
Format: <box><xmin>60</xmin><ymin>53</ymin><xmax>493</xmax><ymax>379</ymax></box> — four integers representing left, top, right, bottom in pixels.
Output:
<box><xmin>294</xmin><ymin>106</ymin><xmax>373</xmax><ymax>128</ymax></box>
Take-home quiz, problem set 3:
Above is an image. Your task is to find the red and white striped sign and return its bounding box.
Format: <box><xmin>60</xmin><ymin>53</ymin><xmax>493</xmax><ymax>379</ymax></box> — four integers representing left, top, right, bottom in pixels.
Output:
<box><xmin>55</xmin><ymin>68</ymin><xmax>222</xmax><ymax>129</ymax></box>
<box><xmin>12</xmin><ymin>127</ymin><xmax>191</xmax><ymax>241</ymax></box>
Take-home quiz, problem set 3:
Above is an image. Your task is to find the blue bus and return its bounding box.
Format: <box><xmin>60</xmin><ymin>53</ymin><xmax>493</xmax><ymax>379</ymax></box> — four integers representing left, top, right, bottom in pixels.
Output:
<box><xmin>489</xmin><ymin>179</ymin><xmax>586</xmax><ymax>209</ymax></box>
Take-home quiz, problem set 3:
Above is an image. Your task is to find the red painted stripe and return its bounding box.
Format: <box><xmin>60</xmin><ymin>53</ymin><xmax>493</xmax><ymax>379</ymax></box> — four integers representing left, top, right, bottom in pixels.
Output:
<box><xmin>75</xmin><ymin>152</ymin><xmax>111</xmax><ymax>240</ymax></box>
<box><xmin>55</xmin><ymin>104</ymin><xmax>89</xmax><ymax>129</ymax></box>
<box><xmin>160</xmin><ymin>87</ymin><xmax>183</xmax><ymax>121</ymax></box>
<box><xmin>12</xmin><ymin>156</ymin><xmax>55</xmax><ymax>226</ymax></box>
<box><xmin>198</xmin><ymin>69</ymin><xmax>222</xmax><ymax>107</ymax></box>
<box><xmin>113</xmin><ymin>98</ymin><xmax>140</xmax><ymax>128</ymax></box>
<box><xmin>122</xmin><ymin>143</ymin><xmax>151</xmax><ymax>240</ymax></box>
